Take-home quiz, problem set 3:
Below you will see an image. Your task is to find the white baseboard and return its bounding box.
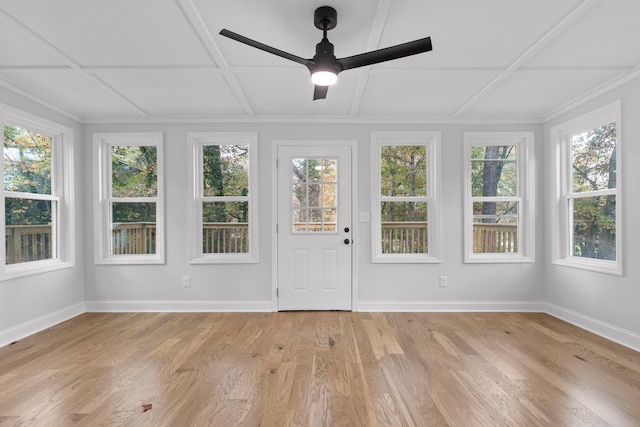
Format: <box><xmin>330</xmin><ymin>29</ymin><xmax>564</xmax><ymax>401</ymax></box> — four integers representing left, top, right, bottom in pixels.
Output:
<box><xmin>0</xmin><ymin>302</ymin><xmax>85</xmax><ymax>349</ymax></box>
<box><xmin>544</xmin><ymin>303</ymin><xmax>640</xmax><ymax>352</ymax></box>
<box><xmin>356</xmin><ymin>300</ymin><xmax>546</xmax><ymax>312</ymax></box>
<box><xmin>85</xmin><ymin>300</ymin><xmax>276</xmax><ymax>312</ymax></box>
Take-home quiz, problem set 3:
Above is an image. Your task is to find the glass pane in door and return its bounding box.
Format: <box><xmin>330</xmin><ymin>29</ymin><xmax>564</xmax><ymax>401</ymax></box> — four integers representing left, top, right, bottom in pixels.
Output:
<box><xmin>291</xmin><ymin>158</ymin><xmax>337</xmax><ymax>233</ymax></box>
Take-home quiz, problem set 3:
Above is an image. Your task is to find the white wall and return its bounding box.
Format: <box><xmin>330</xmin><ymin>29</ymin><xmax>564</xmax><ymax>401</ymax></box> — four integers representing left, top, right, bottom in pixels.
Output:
<box><xmin>543</xmin><ymin>77</ymin><xmax>640</xmax><ymax>340</ymax></box>
<box><xmin>5</xmin><ymin>77</ymin><xmax>638</xmax><ymax>349</ymax></box>
<box><xmin>83</xmin><ymin>122</ymin><xmax>545</xmax><ymax>311</ymax></box>
<box><xmin>0</xmin><ymin>87</ymin><xmax>85</xmax><ymax>346</ymax></box>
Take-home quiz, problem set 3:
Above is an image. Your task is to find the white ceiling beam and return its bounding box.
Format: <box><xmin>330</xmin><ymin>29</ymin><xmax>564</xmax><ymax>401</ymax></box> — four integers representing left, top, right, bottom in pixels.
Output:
<box><xmin>173</xmin><ymin>0</ymin><xmax>255</xmax><ymax>116</ymax></box>
<box><xmin>349</xmin><ymin>0</ymin><xmax>394</xmax><ymax>117</ymax></box>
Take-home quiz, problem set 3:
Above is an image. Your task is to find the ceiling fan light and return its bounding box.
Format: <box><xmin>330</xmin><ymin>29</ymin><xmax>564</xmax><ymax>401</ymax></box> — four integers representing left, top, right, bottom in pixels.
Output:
<box><xmin>311</xmin><ymin>70</ymin><xmax>338</xmax><ymax>86</ymax></box>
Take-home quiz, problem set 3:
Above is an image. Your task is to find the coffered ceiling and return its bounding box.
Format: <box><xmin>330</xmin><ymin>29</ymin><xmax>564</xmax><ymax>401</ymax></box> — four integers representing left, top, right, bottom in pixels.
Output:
<box><xmin>1</xmin><ymin>0</ymin><xmax>639</xmax><ymax>123</ymax></box>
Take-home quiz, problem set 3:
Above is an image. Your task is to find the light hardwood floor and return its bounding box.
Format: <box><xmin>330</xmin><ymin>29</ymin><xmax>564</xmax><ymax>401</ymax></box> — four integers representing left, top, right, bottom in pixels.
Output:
<box><xmin>0</xmin><ymin>312</ymin><xmax>639</xmax><ymax>426</ymax></box>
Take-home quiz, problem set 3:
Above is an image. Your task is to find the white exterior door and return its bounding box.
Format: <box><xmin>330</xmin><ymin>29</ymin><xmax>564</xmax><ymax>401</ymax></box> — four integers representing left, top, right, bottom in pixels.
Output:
<box><xmin>277</xmin><ymin>145</ymin><xmax>352</xmax><ymax>310</ymax></box>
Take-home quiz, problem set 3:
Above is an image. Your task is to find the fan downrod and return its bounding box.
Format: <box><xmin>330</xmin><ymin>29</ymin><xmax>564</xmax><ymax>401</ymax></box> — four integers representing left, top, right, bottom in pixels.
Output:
<box><xmin>314</xmin><ymin>6</ymin><xmax>337</xmax><ymax>31</ymax></box>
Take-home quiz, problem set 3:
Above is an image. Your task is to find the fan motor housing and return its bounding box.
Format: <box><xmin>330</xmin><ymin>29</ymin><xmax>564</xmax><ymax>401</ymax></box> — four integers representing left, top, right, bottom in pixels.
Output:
<box><xmin>314</xmin><ymin>6</ymin><xmax>337</xmax><ymax>31</ymax></box>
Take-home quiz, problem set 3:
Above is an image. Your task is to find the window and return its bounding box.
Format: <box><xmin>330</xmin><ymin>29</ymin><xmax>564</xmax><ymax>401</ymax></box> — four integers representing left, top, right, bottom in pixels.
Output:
<box><xmin>464</xmin><ymin>132</ymin><xmax>534</xmax><ymax>263</ymax></box>
<box><xmin>93</xmin><ymin>133</ymin><xmax>164</xmax><ymax>264</ymax></box>
<box><xmin>188</xmin><ymin>132</ymin><xmax>258</xmax><ymax>263</ymax></box>
<box><xmin>371</xmin><ymin>132</ymin><xmax>441</xmax><ymax>263</ymax></box>
<box><xmin>551</xmin><ymin>101</ymin><xmax>621</xmax><ymax>275</ymax></box>
<box><xmin>1</xmin><ymin>105</ymin><xmax>74</xmax><ymax>279</ymax></box>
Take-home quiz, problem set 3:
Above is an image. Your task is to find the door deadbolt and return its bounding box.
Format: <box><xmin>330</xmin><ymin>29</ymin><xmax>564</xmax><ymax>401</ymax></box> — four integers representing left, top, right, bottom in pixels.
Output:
<box><xmin>344</xmin><ymin>227</ymin><xmax>350</xmax><ymax>233</ymax></box>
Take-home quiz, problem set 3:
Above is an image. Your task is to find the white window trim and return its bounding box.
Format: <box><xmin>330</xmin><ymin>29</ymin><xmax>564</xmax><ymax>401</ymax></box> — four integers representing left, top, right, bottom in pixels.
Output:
<box><xmin>93</xmin><ymin>132</ymin><xmax>165</xmax><ymax>265</ymax></box>
<box><xmin>1</xmin><ymin>105</ymin><xmax>75</xmax><ymax>280</ymax></box>
<box><xmin>371</xmin><ymin>131</ymin><xmax>441</xmax><ymax>264</ymax></box>
<box><xmin>187</xmin><ymin>132</ymin><xmax>258</xmax><ymax>264</ymax></box>
<box><xmin>550</xmin><ymin>101</ymin><xmax>622</xmax><ymax>276</ymax></box>
<box><xmin>463</xmin><ymin>132</ymin><xmax>535</xmax><ymax>264</ymax></box>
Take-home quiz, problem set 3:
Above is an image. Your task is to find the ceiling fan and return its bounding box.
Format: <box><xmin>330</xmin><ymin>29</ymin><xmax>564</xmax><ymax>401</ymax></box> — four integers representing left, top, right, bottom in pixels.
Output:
<box><xmin>220</xmin><ymin>6</ymin><xmax>433</xmax><ymax>100</ymax></box>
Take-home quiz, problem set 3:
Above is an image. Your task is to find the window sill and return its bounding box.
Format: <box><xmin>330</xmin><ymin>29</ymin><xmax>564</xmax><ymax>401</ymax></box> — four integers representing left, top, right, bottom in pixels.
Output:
<box><xmin>1</xmin><ymin>260</ymin><xmax>75</xmax><ymax>281</ymax></box>
<box><xmin>372</xmin><ymin>254</ymin><xmax>442</xmax><ymax>264</ymax></box>
<box><xmin>552</xmin><ymin>258</ymin><xmax>622</xmax><ymax>276</ymax></box>
<box><xmin>95</xmin><ymin>255</ymin><xmax>165</xmax><ymax>265</ymax></box>
<box><xmin>465</xmin><ymin>254</ymin><xmax>534</xmax><ymax>264</ymax></box>
<box><xmin>190</xmin><ymin>255</ymin><xmax>259</xmax><ymax>265</ymax></box>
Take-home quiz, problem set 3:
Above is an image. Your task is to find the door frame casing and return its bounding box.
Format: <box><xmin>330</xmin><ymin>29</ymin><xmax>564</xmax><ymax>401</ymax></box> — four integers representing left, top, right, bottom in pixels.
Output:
<box><xmin>271</xmin><ymin>140</ymin><xmax>359</xmax><ymax>312</ymax></box>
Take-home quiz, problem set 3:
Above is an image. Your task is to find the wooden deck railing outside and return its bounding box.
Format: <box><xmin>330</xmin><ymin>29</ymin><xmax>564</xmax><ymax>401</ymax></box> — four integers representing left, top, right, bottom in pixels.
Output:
<box><xmin>381</xmin><ymin>221</ymin><xmax>428</xmax><ymax>254</ymax></box>
<box><xmin>202</xmin><ymin>223</ymin><xmax>249</xmax><ymax>253</ymax></box>
<box><xmin>380</xmin><ymin>222</ymin><xmax>517</xmax><ymax>254</ymax></box>
<box><xmin>112</xmin><ymin>222</ymin><xmax>250</xmax><ymax>254</ymax></box>
<box><xmin>112</xmin><ymin>222</ymin><xmax>157</xmax><ymax>255</ymax></box>
<box><xmin>5</xmin><ymin>224</ymin><xmax>52</xmax><ymax>264</ymax></box>
<box><xmin>473</xmin><ymin>223</ymin><xmax>518</xmax><ymax>253</ymax></box>
<box><xmin>5</xmin><ymin>222</ymin><xmax>518</xmax><ymax>261</ymax></box>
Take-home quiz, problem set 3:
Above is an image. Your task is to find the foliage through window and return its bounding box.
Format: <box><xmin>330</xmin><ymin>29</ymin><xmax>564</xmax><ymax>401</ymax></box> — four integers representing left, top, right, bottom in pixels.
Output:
<box><xmin>188</xmin><ymin>133</ymin><xmax>258</xmax><ymax>263</ymax></box>
<box><xmin>371</xmin><ymin>132</ymin><xmax>440</xmax><ymax>263</ymax></box>
<box><xmin>202</xmin><ymin>144</ymin><xmax>249</xmax><ymax>253</ymax></box>
<box><xmin>570</xmin><ymin>123</ymin><xmax>616</xmax><ymax>260</ymax></box>
<box><xmin>551</xmin><ymin>101</ymin><xmax>621</xmax><ymax>275</ymax></box>
<box><xmin>464</xmin><ymin>132</ymin><xmax>534</xmax><ymax>263</ymax></box>
<box><xmin>4</xmin><ymin>124</ymin><xmax>54</xmax><ymax>264</ymax></box>
<box><xmin>471</xmin><ymin>145</ymin><xmax>518</xmax><ymax>253</ymax></box>
<box><xmin>380</xmin><ymin>145</ymin><xmax>428</xmax><ymax>254</ymax></box>
<box><xmin>1</xmin><ymin>107</ymin><xmax>74</xmax><ymax>278</ymax></box>
<box><xmin>111</xmin><ymin>146</ymin><xmax>158</xmax><ymax>255</ymax></box>
<box><xmin>93</xmin><ymin>133</ymin><xmax>164</xmax><ymax>264</ymax></box>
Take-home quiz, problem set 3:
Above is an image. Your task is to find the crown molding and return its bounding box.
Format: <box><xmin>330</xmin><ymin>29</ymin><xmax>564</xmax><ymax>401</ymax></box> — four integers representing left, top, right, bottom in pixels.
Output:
<box><xmin>81</xmin><ymin>114</ymin><xmax>543</xmax><ymax>125</ymax></box>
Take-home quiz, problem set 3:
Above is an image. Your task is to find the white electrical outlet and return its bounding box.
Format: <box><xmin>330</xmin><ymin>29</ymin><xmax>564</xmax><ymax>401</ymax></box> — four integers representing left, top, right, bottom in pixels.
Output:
<box><xmin>439</xmin><ymin>276</ymin><xmax>448</xmax><ymax>288</ymax></box>
<box><xmin>182</xmin><ymin>276</ymin><xmax>191</xmax><ymax>288</ymax></box>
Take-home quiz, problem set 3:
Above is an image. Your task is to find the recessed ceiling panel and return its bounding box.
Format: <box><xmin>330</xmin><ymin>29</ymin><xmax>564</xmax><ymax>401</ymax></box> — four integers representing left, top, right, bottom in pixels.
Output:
<box><xmin>0</xmin><ymin>14</ymin><xmax>67</xmax><ymax>67</ymax></box>
<box><xmin>94</xmin><ymin>68</ymin><xmax>245</xmax><ymax>117</ymax></box>
<box><xmin>234</xmin><ymin>69</ymin><xmax>358</xmax><ymax>116</ymax></box>
<box><xmin>525</xmin><ymin>0</ymin><xmax>640</xmax><ymax>67</ymax></box>
<box><xmin>2</xmin><ymin>0</ymin><xmax>639</xmax><ymax>122</ymax></box>
<box><xmin>0</xmin><ymin>69</ymin><xmax>145</xmax><ymax>117</ymax></box>
<box><xmin>0</xmin><ymin>0</ymin><xmax>212</xmax><ymax>66</ymax></box>
<box><xmin>462</xmin><ymin>70</ymin><xmax>625</xmax><ymax>119</ymax></box>
<box><xmin>378</xmin><ymin>0</ymin><xmax>585</xmax><ymax>69</ymax></box>
<box><xmin>358</xmin><ymin>69</ymin><xmax>500</xmax><ymax>118</ymax></box>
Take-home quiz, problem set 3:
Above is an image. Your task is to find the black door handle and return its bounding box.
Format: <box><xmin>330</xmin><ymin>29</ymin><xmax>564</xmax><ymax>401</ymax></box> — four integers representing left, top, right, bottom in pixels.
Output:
<box><xmin>344</xmin><ymin>239</ymin><xmax>351</xmax><ymax>245</ymax></box>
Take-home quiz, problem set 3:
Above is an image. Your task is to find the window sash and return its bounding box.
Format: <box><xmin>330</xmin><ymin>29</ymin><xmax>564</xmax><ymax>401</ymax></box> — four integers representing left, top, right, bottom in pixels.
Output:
<box><xmin>551</xmin><ymin>101</ymin><xmax>621</xmax><ymax>275</ymax></box>
<box><xmin>1</xmin><ymin>106</ymin><xmax>74</xmax><ymax>279</ymax></box>
<box><xmin>93</xmin><ymin>132</ymin><xmax>164</xmax><ymax>264</ymax></box>
<box><xmin>567</xmin><ymin>189</ymin><xmax>615</xmax><ymax>198</ymax></box>
<box><xmin>188</xmin><ymin>132</ymin><xmax>258</xmax><ymax>264</ymax></box>
<box><xmin>4</xmin><ymin>191</ymin><xmax>59</xmax><ymax>202</ymax></box>
<box><xmin>564</xmin><ymin>123</ymin><xmax>617</xmax><ymax>264</ymax></box>
<box><xmin>379</xmin><ymin>196</ymin><xmax>428</xmax><ymax>202</ymax></box>
<box><xmin>463</xmin><ymin>132</ymin><xmax>533</xmax><ymax>263</ymax></box>
<box><xmin>371</xmin><ymin>132</ymin><xmax>441</xmax><ymax>263</ymax></box>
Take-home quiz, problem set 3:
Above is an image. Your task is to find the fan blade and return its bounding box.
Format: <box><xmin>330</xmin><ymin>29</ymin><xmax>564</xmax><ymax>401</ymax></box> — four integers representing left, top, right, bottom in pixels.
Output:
<box><xmin>338</xmin><ymin>37</ymin><xmax>432</xmax><ymax>71</ymax></box>
<box><xmin>313</xmin><ymin>85</ymin><xmax>329</xmax><ymax>100</ymax></box>
<box><xmin>220</xmin><ymin>29</ymin><xmax>310</xmax><ymax>66</ymax></box>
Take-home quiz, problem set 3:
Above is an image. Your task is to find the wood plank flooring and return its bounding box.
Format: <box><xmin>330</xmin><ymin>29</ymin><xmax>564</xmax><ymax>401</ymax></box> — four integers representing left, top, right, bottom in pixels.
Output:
<box><xmin>0</xmin><ymin>312</ymin><xmax>639</xmax><ymax>426</ymax></box>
